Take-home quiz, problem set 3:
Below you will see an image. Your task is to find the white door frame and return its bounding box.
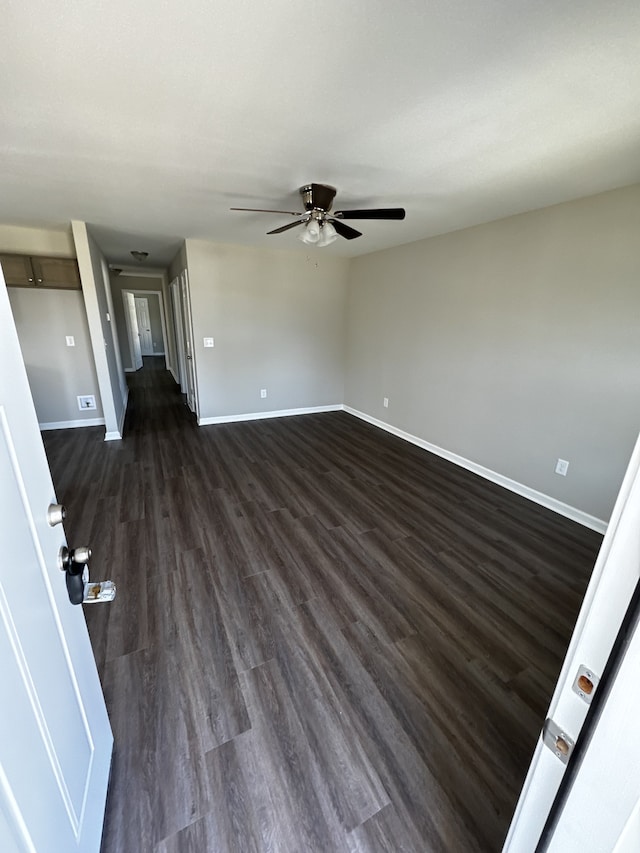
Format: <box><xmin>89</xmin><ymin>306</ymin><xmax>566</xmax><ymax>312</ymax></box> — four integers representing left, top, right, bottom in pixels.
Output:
<box><xmin>121</xmin><ymin>289</ymin><xmax>169</xmax><ymax>368</ymax></box>
<box><xmin>505</xmin><ymin>430</ymin><xmax>640</xmax><ymax>849</ymax></box>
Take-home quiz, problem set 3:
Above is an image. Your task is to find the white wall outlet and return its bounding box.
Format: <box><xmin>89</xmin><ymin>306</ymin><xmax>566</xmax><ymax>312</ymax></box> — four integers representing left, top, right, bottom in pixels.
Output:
<box><xmin>203</xmin><ymin>337</ymin><xmax>214</xmax><ymax>348</ymax></box>
<box><xmin>383</xmin><ymin>397</ymin><xmax>389</xmax><ymax>408</ymax></box>
<box><xmin>260</xmin><ymin>389</ymin><xmax>267</xmax><ymax>399</ymax></box>
<box><xmin>77</xmin><ymin>395</ymin><xmax>97</xmax><ymax>411</ymax></box>
<box><xmin>65</xmin><ymin>336</ymin><xmax>75</xmax><ymax>347</ymax></box>
<box><xmin>555</xmin><ymin>458</ymin><xmax>570</xmax><ymax>476</ymax></box>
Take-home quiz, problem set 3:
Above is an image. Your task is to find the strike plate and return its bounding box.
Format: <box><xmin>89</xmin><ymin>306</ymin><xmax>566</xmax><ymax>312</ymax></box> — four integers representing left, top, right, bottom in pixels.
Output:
<box><xmin>542</xmin><ymin>718</ymin><xmax>575</xmax><ymax>765</ymax></box>
<box><xmin>572</xmin><ymin>664</ymin><xmax>599</xmax><ymax>705</ymax></box>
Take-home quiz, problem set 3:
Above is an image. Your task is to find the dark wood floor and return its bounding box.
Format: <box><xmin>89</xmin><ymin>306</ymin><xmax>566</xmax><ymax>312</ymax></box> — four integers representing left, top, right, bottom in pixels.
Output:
<box><xmin>43</xmin><ymin>359</ymin><xmax>602</xmax><ymax>852</ymax></box>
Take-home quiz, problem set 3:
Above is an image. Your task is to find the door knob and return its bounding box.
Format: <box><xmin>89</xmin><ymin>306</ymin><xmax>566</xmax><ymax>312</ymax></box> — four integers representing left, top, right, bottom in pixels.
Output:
<box><xmin>57</xmin><ymin>545</ymin><xmax>115</xmax><ymax>605</ymax></box>
<box><xmin>58</xmin><ymin>545</ymin><xmax>91</xmax><ymax>575</ymax></box>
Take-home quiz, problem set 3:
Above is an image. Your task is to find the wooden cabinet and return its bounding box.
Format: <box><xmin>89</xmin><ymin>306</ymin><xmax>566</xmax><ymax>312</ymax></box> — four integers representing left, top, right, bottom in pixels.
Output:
<box><xmin>0</xmin><ymin>253</ymin><xmax>81</xmax><ymax>290</ymax></box>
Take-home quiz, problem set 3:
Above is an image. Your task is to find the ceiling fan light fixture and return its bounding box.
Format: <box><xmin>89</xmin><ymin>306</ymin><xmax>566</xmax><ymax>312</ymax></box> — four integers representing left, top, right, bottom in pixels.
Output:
<box><xmin>317</xmin><ymin>221</ymin><xmax>338</xmax><ymax>247</ymax></box>
<box><xmin>299</xmin><ymin>219</ymin><xmax>321</xmax><ymax>245</ymax></box>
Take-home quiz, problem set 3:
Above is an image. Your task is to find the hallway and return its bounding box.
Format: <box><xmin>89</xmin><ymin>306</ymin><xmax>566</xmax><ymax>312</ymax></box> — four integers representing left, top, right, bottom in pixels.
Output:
<box><xmin>43</xmin><ymin>359</ymin><xmax>601</xmax><ymax>852</ymax></box>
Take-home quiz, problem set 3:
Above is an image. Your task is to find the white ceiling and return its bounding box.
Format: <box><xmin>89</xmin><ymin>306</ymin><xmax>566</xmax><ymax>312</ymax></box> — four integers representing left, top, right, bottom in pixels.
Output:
<box><xmin>2</xmin><ymin>1</ymin><xmax>640</xmax><ymax>265</ymax></box>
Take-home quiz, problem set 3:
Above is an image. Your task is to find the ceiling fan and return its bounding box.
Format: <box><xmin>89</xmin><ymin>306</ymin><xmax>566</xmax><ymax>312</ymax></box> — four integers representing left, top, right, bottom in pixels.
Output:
<box><xmin>231</xmin><ymin>183</ymin><xmax>405</xmax><ymax>246</ymax></box>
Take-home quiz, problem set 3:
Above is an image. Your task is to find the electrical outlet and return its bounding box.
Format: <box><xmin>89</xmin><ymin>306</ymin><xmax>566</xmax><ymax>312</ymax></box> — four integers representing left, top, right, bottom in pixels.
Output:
<box><xmin>77</xmin><ymin>395</ymin><xmax>97</xmax><ymax>411</ymax></box>
<box><xmin>260</xmin><ymin>389</ymin><xmax>267</xmax><ymax>399</ymax></box>
<box><xmin>65</xmin><ymin>336</ymin><xmax>75</xmax><ymax>347</ymax></box>
<box><xmin>383</xmin><ymin>397</ymin><xmax>389</xmax><ymax>408</ymax></box>
<box><xmin>203</xmin><ymin>337</ymin><xmax>214</xmax><ymax>348</ymax></box>
<box><xmin>555</xmin><ymin>458</ymin><xmax>569</xmax><ymax>476</ymax></box>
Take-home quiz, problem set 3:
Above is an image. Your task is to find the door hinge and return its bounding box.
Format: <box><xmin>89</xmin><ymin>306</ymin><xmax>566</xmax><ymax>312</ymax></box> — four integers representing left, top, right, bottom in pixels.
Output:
<box><xmin>542</xmin><ymin>718</ymin><xmax>575</xmax><ymax>765</ymax></box>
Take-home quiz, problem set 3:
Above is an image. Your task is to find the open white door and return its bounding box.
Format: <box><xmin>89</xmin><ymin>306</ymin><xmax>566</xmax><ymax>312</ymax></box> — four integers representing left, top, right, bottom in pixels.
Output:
<box><xmin>504</xmin><ymin>432</ymin><xmax>640</xmax><ymax>850</ymax></box>
<box><xmin>170</xmin><ymin>278</ymin><xmax>186</xmax><ymax>392</ymax></box>
<box><xmin>134</xmin><ymin>297</ymin><xmax>154</xmax><ymax>356</ymax></box>
<box><xmin>179</xmin><ymin>270</ymin><xmax>198</xmax><ymax>415</ymax></box>
<box><xmin>0</xmin><ymin>272</ymin><xmax>113</xmax><ymax>852</ymax></box>
<box><xmin>122</xmin><ymin>292</ymin><xmax>142</xmax><ymax>371</ymax></box>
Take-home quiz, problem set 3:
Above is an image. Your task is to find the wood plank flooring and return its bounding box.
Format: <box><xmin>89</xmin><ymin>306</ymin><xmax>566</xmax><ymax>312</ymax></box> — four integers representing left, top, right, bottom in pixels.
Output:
<box><xmin>43</xmin><ymin>359</ymin><xmax>602</xmax><ymax>852</ymax></box>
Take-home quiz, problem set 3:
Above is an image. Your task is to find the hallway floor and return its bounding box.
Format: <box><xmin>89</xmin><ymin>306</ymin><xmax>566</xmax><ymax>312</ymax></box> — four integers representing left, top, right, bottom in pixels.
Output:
<box><xmin>43</xmin><ymin>359</ymin><xmax>602</xmax><ymax>852</ymax></box>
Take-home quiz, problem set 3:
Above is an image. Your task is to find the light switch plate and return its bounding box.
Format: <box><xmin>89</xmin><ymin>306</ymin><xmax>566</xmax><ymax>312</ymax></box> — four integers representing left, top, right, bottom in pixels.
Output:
<box><xmin>66</xmin><ymin>336</ymin><xmax>75</xmax><ymax>347</ymax></box>
<box><xmin>203</xmin><ymin>337</ymin><xmax>214</xmax><ymax>348</ymax></box>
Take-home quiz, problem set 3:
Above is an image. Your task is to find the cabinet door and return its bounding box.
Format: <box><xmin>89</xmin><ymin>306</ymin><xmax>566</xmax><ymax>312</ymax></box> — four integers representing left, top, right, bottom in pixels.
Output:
<box><xmin>0</xmin><ymin>254</ymin><xmax>36</xmax><ymax>287</ymax></box>
<box><xmin>31</xmin><ymin>257</ymin><xmax>81</xmax><ymax>289</ymax></box>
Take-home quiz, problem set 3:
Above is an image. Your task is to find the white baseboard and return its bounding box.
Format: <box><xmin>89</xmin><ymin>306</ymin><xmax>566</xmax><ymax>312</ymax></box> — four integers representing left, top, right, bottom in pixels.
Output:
<box><xmin>124</xmin><ymin>367</ymin><xmax>136</xmax><ymax>373</ymax></box>
<box><xmin>104</xmin><ymin>431</ymin><xmax>121</xmax><ymax>441</ymax></box>
<box><xmin>198</xmin><ymin>404</ymin><xmax>343</xmax><ymax>426</ymax></box>
<box><xmin>40</xmin><ymin>418</ymin><xmax>105</xmax><ymax>431</ymax></box>
<box><xmin>344</xmin><ymin>406</ymin><xmax>607</xmax><ymax>535</ymax></box>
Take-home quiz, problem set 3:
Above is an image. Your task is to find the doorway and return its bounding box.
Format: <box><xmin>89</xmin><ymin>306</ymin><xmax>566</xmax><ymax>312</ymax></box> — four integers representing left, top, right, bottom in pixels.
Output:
<box><xmin>121</xmin><ymin>289</ymin><xmax>169</xmax><ymax>372</ymax></box>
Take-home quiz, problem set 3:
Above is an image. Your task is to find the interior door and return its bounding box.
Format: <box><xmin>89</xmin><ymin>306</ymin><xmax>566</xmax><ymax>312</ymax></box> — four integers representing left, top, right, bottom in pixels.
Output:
<box><xmin>134</xmin><ymin>297</ymin><xmax>153</xmax><ymax>356</ymax></box>
<box><xmin>504</xmin><ymin>431</ymin><xmax>640</xmax><ymax>850</ymax></box>
<box><xmin>123</xmin><ymin>292</ymin><xmax>142</xmax><ymax>370</ymax></box>
<box><xmin>170</xmin><ymin>279</ymin><xmax>187</xmax><ymax>393</ymax></box>
<box><xmin>0</xmin><ymin>271</ymin><xmax>113</xmax><ymax>852</ymax></box>
<box><xmin>179</xmin><ymin>270</ymin><xmax>198</xmax><ymax>415</ymax></box>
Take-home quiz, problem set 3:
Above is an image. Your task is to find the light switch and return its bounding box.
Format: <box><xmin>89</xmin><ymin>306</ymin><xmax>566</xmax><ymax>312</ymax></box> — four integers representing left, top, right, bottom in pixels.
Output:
<box><xmin>66</xmin><ymin>336</ymin><xmax>75</xmax><ymax>347</ymax></box>
<box><xmin>203</xmin><ymin>337</ymin><xmax>214</xmax><ymax>348</ymax></box>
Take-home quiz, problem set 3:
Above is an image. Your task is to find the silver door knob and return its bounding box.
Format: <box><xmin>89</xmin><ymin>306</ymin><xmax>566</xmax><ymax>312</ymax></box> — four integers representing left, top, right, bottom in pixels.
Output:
<box><xmin>47</xmin><ymin>503</ymin><xmax>66</xmax><ymax>526</ymax></box>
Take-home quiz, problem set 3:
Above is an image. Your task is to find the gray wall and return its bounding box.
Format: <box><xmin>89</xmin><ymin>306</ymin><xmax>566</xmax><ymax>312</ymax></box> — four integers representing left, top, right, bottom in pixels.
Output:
<box><xmin>184</xmin><ymin>240</ymin><xmax>349</xmax><ymax>419</ymax></box>
<box><xmin>8</xmin><ymin>289</ymin><xmax>103</xmax><ymax>425</ymax></box>
<box><xmin>0</xmin><ymin>224</ymin><xmax>103</xmax><ymax>427</ymax></box>
<box><xmin>345</xmin><ymin>184</ymin><xmax>640</xmax><ymax>523</ymax></box>
<box><xmin>73</xmin><ymin>222</ymin><xmax>127</xmax><ymax>437</ymax></box>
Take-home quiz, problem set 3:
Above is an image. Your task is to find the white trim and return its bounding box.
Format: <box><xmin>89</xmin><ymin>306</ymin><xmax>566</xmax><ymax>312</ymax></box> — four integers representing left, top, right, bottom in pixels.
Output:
<box><xmin>198</xmin><ymin>404</ymin><xmax>343</xmax><ymax>426</ymax></box>
<box><xmin>124</xmin><ymin>367</ymin><xmax>136</xmax><ymax>373</ymax></box>
<box><xmin>169</xmin><ymin>364</ymin><xmax>179</xmax><ymax>384</ymax></box>
<box><xmin>39</xmin><ymin>418</ymin><xmax>105</xmax><ymax>431</ymax></box>
<box><xmin>104</xmin><ymin>431</ymin><xmax>121</xmax><ymax>442</ymax></box>
<box><xmin>344</xmin><ymin>406</ymin><xmax>607</xmax><ymax>534</ymax></box>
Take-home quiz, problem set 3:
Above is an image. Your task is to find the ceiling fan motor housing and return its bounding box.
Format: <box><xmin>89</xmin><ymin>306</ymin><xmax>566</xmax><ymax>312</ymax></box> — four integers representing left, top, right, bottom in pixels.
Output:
<box><xmin>300</xmin><ymin>183</ymin><xmax>336</xmax><ymax>212</ymax></box>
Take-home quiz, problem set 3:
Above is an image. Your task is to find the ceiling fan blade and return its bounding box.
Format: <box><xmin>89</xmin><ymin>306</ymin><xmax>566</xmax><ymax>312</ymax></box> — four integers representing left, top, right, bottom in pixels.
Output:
<box><xmin>267</xmin><ymin>220</ymin><xmax>307</xmax><ymax>235</ymax></box>
<box><xmin>330</xmin><ymin>219</ymin><xmax>362</xmax><ymax>240</ymax></box>
<box><xmin>334</xmin><ymin>208</ymin><xmax>406</xmax><ymax>220</ymax></box>
<box><xmin>230</xmin><ymin>208</ymin><xmax>302</xmax><ymax>216</ymax></box>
